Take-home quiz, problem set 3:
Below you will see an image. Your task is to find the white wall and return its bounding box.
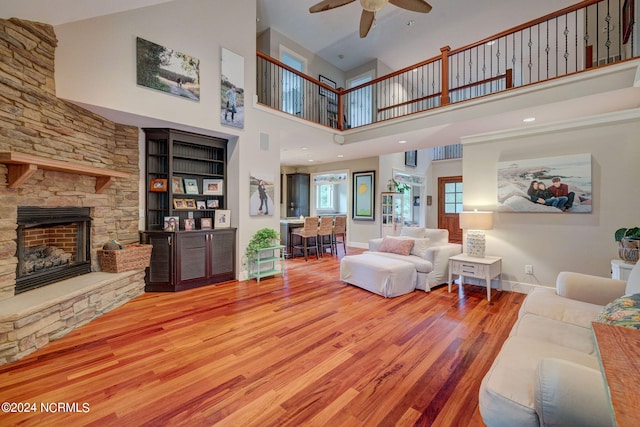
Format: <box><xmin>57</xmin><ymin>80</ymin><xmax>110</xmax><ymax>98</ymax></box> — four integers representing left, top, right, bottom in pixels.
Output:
<box><xmin>462</xmin><ymin>109</ymin><xmax>640</xmax><ymax>291</ymax></box>
<box><xmin>53</xmin><ymin>0</ymin><xmax>280</xmax><ymax>280</ymax></box>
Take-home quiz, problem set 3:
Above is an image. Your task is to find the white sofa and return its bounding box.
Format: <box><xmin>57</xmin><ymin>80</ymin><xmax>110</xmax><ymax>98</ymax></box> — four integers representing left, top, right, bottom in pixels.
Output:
<box><xmin>479</xmin><ymin>261</ymin><xmax>640</xmax><ymax>427</ymax></box>
<box><xmin>340</xmin><ymin>227</ymin><xmax>462</xmax><ymax>297</ymax></box>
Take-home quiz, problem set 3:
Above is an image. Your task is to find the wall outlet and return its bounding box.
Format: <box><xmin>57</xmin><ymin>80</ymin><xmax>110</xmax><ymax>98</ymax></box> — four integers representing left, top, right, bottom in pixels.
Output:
<box><xmin>525</xmin><ymin>264</ymin><xmax>533</xmax><ymax>275</ymax></box>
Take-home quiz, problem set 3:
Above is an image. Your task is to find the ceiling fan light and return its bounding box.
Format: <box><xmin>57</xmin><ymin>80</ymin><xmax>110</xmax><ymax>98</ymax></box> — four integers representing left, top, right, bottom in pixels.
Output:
<box><xmin>360</xmin><ymin>0</ymin><xmax>389</xmax><ymax>12</ymax></box>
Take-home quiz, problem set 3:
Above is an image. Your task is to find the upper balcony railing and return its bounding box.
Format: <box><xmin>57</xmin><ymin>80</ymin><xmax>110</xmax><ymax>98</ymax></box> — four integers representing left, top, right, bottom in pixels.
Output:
<box><xmin>256</xmin><ymin>0</ymin><xmax>637</xmax><ymax>130</ymax></box>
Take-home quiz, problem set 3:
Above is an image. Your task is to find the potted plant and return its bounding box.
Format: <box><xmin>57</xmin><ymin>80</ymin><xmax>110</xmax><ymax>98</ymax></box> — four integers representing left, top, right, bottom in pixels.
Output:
<box><xmin>243</xmin><ymin>227</ymin><xmax>279</xmax><ymax>278</ymax></box>
<box><xmin>387</xmin><ymin>178</ymin><xmax>411</xmax><ymax>193</ymax></box>
<box><xmin>615</xmin><ymin>227</ymin><xmax>640</xmax><ymax>263</ymax></box>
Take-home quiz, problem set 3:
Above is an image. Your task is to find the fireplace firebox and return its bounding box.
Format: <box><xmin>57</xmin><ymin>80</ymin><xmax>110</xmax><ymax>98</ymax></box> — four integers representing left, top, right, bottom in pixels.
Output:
<box><xmin>16</xmin><ymin>207</ymin><xmax>92</xmax><ymax>294</ymax></box>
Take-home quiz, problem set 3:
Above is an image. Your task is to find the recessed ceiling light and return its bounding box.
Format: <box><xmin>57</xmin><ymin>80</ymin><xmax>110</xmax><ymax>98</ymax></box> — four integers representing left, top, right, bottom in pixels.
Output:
<box><xmin>308</xmin><ymin>159</ymin><xmax>314</xmax><ymax>162</ymax></box>
<box><xmin>523</xmin><ymin>117</ymin><xmax>536</xmax><ymax>122</ymax></box>
<box><xmin>337</xmin><ymin>154</ymin><xmax>344</xmax><ymax>158</ymax></box>
<box><xmin>399</xmin><ymin>140</ymin><xmax>407</xmax><ymax>144</ymax></box>
<box><xmin>301</xmin><ymin>147</ymin><xmax>308</xmax><ymax>150</ymax></box>
<box><xmin>407</xmin><ymin>20</ymin><xmax>415</xmax><ymax>27</ymax></box>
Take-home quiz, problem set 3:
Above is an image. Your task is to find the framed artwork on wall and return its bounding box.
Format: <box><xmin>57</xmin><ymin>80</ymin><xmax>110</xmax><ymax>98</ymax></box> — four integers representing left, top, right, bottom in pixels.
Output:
<box><xmin>319</xmin><ymin>74</ymin><xmax>337</xmax><ymax>98</ymax></box>
<box><xmin>136</xmin><ymin>37</ymin><xmax>200</xmax><ymax>101</ymax></box>
<box><xmin>221</xmin><ymin>47</ymin><xmax>245</xmax><ymax>129</ymax></box>
<box><xmin>405</xmin><ymin>150</ymin><xmax>417</xmax><ymax>167</ymax></box>
<box><xmin>497</xmin><ymin>153</ymin><xmax>592</xmax><ymax>213</ymax></box>
<box><xmin>249</xmin><ymin>173</ymin><xmax>275</xmax><ymax>216</ymax></box>
<box><xmin>352</xmin><ymin>170</ymin><xmax>375</xmax><ymax>221</ymax></box>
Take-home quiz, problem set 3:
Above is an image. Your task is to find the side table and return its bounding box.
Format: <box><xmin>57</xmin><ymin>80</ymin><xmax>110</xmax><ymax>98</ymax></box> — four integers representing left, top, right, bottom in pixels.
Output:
<box><xmin>448</xmin><ymin>254</ymin><xmax>502</xmax><ymax>302</ymax></box>
<box><xmin>611</xmin><ymin>259</ymin><xmax>635</xmax><ymax>281</ymax></box>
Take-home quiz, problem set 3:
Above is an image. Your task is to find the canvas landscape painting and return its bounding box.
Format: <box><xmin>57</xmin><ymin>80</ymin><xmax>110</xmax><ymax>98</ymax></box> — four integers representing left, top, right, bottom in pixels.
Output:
<box><xmin>497</xmin><ymin>153</ymin><xmax>592</xmax><ymax>213</ymax></box>
<box><xmin>136</xmin><ymin>37</ymin><xmax>200</xmax><ymax>101</ymax></box>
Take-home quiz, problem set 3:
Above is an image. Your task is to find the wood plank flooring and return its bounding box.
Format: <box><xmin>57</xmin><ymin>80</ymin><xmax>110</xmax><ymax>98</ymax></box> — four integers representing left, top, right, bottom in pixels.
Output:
<box><xmin>0</xmin><ymin>248</ymin><xmax>525</xmax><ymax>426</ymax></box>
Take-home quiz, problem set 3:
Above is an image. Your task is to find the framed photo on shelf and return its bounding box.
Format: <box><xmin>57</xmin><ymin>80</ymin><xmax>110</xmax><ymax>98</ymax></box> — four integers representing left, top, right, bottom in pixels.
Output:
<box><xmin>183</xmin><ymin>218</ymin><xmax>195</xmax><ymax>231</ymax></box>
<box><xmin>173</xmin><ymin>199</ymin><xmax>186</xmax><ymax>209</ymax></box>
<box><xmin>203</xmin><ymin>179</ymin><xmax>224</xmax><ymax>195</ymax></box>
<box><xmin>196</xmin><ymin>201</ymin><xmax>206</xmax><ymax>210</ymax></box>
<box><xmin>200</xmin><ymin>217</ymin><xmax>212</xmax><ymax>230</ymax></box>
<box><xmin>163</xmin><ymin>216</ymin><xmax>179</xmax><ymax>231</ymax></box>
<box><xmin>150</xmin><ymin>178</ymin><xmax>167</xmax><ymax>192</ymax></box>
<box><xmin>184</xmin><ymin>178</ymin><xmax>199</xmax><ymax>194</ymax></box>
<box><xmin>184</xmin><ymin>199</ymin><xmax>197</xmax><ymax>209</ymax></box>
<box><xmin>172</xmin><ymin>177</ymin><xmax>184</xmax><ymax>194</ymax></box>
<box><xmin>214</xmin><ymin>209</ymin><xmax>231</xmax><ymax>228</ymax></box>
<box><xmin>405</xmin><ymin>150</ymin><xmax>417</xmax><ymax>167</ymax></box>
<box><xmin>206</xmin><ymin>199</ymin><xmax>219</xmax><ymax>209</ymax></box>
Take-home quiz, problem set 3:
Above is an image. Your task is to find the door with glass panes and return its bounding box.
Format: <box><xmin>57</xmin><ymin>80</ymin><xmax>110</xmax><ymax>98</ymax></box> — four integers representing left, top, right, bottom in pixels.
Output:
<box><xmin>438</xmin><ymin>176</ymin><xmax>462</xmax><ymax>243</ymax></box>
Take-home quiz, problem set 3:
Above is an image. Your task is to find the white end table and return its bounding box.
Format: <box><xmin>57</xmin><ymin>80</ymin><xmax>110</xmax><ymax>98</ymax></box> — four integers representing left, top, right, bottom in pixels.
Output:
<box><xmin>611</xmin><ymin>259</ymin><xmax>635</xmax><ymax>281</ymax></box>
<box><xmin>448</xmin><ymin>254</ymin><xmax>502</xmax><ymax>302</ymax></box>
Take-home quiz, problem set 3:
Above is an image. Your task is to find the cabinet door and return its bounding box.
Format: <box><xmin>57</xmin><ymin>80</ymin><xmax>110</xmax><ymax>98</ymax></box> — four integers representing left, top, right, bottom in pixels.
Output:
<box><xmin>141</xmin><ymin>232</ymin><xmax>174</xmax><ymax>291</ymax></box>
<box><xmin>176</xmin><ymin>233</ymin><xmax>207</xmax><ymax>283</ymax></box>
<box><xmin>287</xmin><ymin>173</ymin><xmax>310</xmax><ymax>217</ymax></box>
<box><xmin>208</xmin><ymin>229</ymin><xmax>235</xmax><ymax>280</ymax></box>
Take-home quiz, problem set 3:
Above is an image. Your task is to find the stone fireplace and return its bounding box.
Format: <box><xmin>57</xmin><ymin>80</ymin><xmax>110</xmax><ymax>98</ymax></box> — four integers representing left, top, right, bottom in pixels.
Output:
<box><xmin>16</xmin><ymin>207</ymin><xmax>92</xmax><ymax>294</ymax></box>
<box><xmin>0</xmin><ymin>18</ymin><xmax>146</xmax><ymax>365</ymax></box>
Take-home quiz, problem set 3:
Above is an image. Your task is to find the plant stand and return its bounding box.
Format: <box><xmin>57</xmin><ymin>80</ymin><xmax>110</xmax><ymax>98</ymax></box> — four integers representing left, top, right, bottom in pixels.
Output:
<box><xmin>248</xmin><ymin>245</ymin><xmax>285</xmax><ymax>282</ymax></box>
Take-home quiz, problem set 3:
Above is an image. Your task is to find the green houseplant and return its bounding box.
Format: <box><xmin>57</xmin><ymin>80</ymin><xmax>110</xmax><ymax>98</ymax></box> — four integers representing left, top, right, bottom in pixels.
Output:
<box><xmin>387</xmin><ymin>178</ymin><xmax>411</xmax><ymax>193</ymax></box>
<box><xmin>615</xmin><ymin>227</ymin><xmax>640</xmax><ymax>263</ymax></box>
<box><xmin>243</xmin><ymin>227</ymin><xmax>279</xmax><ymax>279</ymax></box>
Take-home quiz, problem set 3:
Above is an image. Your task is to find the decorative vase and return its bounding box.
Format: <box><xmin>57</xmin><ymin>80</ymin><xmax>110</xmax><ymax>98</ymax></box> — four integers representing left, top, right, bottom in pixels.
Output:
<box><xmin>619</xmin><ymin>238</ymin><xmax>640</xmax><ymax>264</ymax></box>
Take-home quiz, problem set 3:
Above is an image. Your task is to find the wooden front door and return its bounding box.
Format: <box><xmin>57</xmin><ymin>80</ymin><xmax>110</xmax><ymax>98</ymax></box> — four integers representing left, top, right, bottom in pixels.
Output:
<box><xmin>438</xmin><ymin>176</ymin><xmax>463</xmax><ymax>243</ymax></box>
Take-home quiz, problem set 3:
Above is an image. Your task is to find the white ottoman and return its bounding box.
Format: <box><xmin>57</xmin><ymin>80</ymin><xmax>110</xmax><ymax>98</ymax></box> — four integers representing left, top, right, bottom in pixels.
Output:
<box><xmin>340</xmin><ymin>253</ymin><xmax>417</xmax><ymax>298</ymax></box>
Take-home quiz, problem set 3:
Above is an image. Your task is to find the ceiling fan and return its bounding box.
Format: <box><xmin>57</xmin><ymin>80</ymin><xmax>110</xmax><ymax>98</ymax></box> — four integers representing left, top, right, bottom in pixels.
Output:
<box><xmin>309</xmin><ymin>0</ymin><xmax>432</xmax><ymax>38</ymax></box>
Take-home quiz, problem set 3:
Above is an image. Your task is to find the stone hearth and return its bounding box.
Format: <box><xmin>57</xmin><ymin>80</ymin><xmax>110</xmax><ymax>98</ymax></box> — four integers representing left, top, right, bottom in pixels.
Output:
<box><xmin>0</xmin><ymin>19</ymin><xmax>145</xmax><ymax>364</ymax></box>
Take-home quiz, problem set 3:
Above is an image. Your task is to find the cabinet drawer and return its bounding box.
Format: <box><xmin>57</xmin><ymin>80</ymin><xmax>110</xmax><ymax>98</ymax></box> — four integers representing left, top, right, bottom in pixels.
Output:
<box><xmin>451</xmin><ymin>261</ymin><xmax>485</xmax><ymax>278</ymax></box>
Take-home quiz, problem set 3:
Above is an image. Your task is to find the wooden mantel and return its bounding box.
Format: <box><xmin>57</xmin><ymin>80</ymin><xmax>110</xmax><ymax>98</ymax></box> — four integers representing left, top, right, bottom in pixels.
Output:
<box><xmin>0</xmin><ymin>152</ymin><xmax>129</xmax><ymax>193</ymax></box>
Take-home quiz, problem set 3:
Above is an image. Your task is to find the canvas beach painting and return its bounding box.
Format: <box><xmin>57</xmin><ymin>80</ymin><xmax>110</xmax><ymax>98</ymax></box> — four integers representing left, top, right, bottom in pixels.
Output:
<box><xmin>497</xmin><ymin>153</ymin><xmax>592</xmax><ymax>213</ymax></box>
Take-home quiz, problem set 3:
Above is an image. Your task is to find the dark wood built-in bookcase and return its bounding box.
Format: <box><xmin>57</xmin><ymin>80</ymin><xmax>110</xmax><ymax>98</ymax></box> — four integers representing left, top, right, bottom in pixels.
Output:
<box><xmin>142</xmin><ymin>128</ymin><xmax>235</xmax><ymax>292</ymax></box>
<box><xmin>144</xmin><ymin>128</ymin><xmax>227</xmax><ymax>230</ymax></box>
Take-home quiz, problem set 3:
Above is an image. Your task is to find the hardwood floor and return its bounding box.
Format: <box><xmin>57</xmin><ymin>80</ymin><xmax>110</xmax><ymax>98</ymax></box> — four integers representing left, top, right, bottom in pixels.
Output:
<box><xmin>0</xmin><ymin>248</ymin><xmax>525</xmax><ymax>426</ymax></box>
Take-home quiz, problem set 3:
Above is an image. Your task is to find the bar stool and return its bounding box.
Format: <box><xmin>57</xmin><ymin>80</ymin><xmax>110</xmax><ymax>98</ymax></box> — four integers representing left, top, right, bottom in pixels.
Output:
<box><xmin>332</xmin><ymin>215</ymin><xmax>347</xmax><ymax>255</ymax></box>
<box><xmin>317</xmin><ymin>216</ymin><xmax>334</xmax><ymax>257</ymax></box>
<box><xmin>291</xmin><ymin>216</ymin><xmax>319</xmax><ymax>261</ymax></box>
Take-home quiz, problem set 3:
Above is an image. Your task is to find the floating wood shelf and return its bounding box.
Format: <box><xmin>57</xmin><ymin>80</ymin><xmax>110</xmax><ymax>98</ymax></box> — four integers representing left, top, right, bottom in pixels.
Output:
<box><xmin>0</xmin><ymin>152</ymin><xmax>129</xmax><ymax>193</ymax></box>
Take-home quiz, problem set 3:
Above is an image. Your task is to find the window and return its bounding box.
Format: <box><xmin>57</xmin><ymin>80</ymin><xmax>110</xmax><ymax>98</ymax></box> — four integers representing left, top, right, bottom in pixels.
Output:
<box><xmin>444</xmin><ymin>182</ymin><xmax>463</xmax><ymax>213</ymax></box>
<box><xmin>347</xmin><ymin>73</ymin><xmax>373</xmax><ymax>127</ymax></box>
<box><xmin>313</xmin><ymin>172</ymin><xmax>348</xmax><ymax>214</ymax></box>
<box><xmin>316</xmin><ymin>184</ymin><xmax>334</xmax><ymax>210</ymax></box>
<box><xmin>281</xmin><ymin>50</ymin><xmax>304</xmax><ymax>115</ymax></box>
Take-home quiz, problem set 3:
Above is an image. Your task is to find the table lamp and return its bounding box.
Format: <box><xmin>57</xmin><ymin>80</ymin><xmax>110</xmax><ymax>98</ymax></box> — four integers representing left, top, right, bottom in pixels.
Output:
<box><xmin>459</xmin><ymin>210</ymin><xmax>493</xmax><ymax>258</ymax></box>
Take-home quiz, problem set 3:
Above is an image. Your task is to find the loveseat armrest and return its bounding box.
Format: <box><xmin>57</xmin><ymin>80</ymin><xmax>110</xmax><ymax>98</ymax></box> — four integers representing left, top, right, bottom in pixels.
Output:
<box><xmin>424</xmin><ymin>243</ymin><xmax>462</xmax><ymax>283</ymax></box>
<box><xmin>368</xmin><ymin>238</ymin><xmax>384</xmax><ymax>252</ymax></box>
<box><xmin>534</xmin><ymin>358</ymin><xmax>612</xmax><ymax>427</ymax></box>
<box><xmin>556</xmin><ymin>272</ymin><xmax>626</xmax><ymax>306</ymax></box>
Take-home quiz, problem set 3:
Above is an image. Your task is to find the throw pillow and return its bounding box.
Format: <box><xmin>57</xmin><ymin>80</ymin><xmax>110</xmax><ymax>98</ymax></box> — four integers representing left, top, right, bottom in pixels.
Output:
<box><xmin>596</xmin><ymin>293</ymin><xmax>640</xmax><ymax>330</ymax></box>
<box><xmin>410</xmin><ymin>238</ymin><xmax>431</xmax><ymax>257</ymax></box>
<box><xmin>378</xmin><ymin>237</ymin><xmax>414</xmax><ymax>256</ymax></box>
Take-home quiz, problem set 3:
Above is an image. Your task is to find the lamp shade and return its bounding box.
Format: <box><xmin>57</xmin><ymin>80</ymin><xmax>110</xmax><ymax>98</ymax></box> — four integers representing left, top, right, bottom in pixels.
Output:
<box><xmin>459</xmin><ymin>211</ymin><xmax>493</xmax><ymax>230</ymax></box>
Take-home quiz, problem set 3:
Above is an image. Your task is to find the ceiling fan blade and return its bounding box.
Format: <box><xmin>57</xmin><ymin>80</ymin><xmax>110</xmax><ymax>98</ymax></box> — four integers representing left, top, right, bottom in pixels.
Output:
<box><xmin>360</xmin><ymin>10</ymin><xmax>375</xmax><ymax>38</ymax></box>
<box><xmin>309</xmin><ymin>0</ymin><xmax>356</xmax><ymax>13</ymax></box>
<box><xmin>389</xmin><ymin>0</ymin><xmax>432</xmax><ymax>13</ymax></box>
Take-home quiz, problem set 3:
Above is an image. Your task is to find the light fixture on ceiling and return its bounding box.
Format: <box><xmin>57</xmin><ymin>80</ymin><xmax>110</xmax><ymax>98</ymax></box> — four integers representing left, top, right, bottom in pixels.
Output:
<box><xmin>407</xmin><ymin>20</ymin><xmax>415</xmax><ymax>26</ymax></box>
<box><xmin>523</xmin><ymin>117</ymin><xmax>536</xmax><ymax>123</ymax></box>
<box><xmin>360</xmin><ymin>0</ymin><xmax>389</xmax><ymax>12</ymax></box>
<box><xmin>301</xmin><ymin>147</ymin><xmax>308</xmax><ymax>150</ymax></box>
<box><xmin>399</xmin><ymin>140</ymin><xmax>407</xmax><ymax>144</ymax></box>
<box><xmin>337</xmin><ymin>154</ymin><xmax>344</xmax><ymax>158</ymax></box>
<box><xmin>308</xmin><ymin>159</ymin><xmax>315</xmax><ymax>162</ymax></box>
